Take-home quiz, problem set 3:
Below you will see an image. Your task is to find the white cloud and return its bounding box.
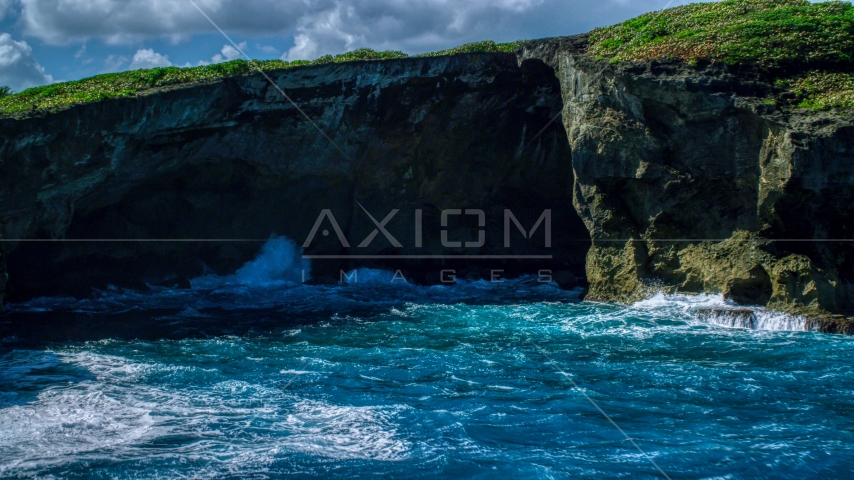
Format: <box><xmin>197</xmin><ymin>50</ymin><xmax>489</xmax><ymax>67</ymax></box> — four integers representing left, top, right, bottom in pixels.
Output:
<box><xmin>211</xmin><ymin>42</ymin><xmax>245</xmax><ymax>63</ymax></box>
<box><xmin>0</xmin><ymin>33</ymin><xmax>53</xmax><ymax>91</ymax></box>
<box><xmin>182</xmin><ymin>42</ymin><xmax>246</xmax><ymax>67</ymax></box>
<box><xmin>128</xmin><ymin>48</ymin><xmax>172</xmax><ymax>69</ymax></box>
<box><xmin>17</xmin><ymin>0</ymin><xmax>307</xmax><ymax>45</ymax></box>
<box><xmin>16</xmin><ymin>0</ymin><xmax>702</xmax><ymax>55</ymax></box>
<box><xmin>278</xmin><ymin>0</ymin><xmax>699</xmax><ymax>61</ymax></box>
<box><xmin>279</xmin><ymin>0</ymin><xmax>554</xmax><ymax>60</ymax></box>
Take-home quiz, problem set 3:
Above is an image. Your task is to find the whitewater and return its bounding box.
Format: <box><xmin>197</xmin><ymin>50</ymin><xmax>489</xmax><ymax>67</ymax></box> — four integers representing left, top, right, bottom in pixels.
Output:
<box><xmin>1</xmin><ymin>238</ymin><xmax>852</xmax><ymax>478</ymax></box>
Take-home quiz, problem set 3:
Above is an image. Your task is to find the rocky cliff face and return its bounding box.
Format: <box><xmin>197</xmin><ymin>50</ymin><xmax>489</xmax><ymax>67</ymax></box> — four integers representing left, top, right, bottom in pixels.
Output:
<box><xmin>522</xmin><ymin>36</ymin><xmax>854</xmax><ymax>316</ymax></box>
<box><xmin>1</xmin><ymin>36</ymin><xmax>853</xmax><ymax>319</ymax></box>
<box><xmin>0</xmin><ymin>53</ymin><xmax>588</xmax><ymax>301</ymax></box>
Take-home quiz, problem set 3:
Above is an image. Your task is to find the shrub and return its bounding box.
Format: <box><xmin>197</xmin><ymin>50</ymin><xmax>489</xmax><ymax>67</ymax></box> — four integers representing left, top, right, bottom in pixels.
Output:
<box><xmin>312</xmin><ymin>48</ymin><xmax>408</xmax><ymax>64</ymax></box>
<box><xmin>416</xmin><ymin>40</ymin><xmax>524</xmax><ymax>57</ymax></box>
<box><xmin>0</xmin><ymin>41</ymin><xmax>534</xmax><ymax>117</ymax></box>
<box><xmin>588</xmin><ymin>0</ymin><xmax>854</xmax><ymax>68</ymax></box>
<box><xmin>0</xmin><ymin>60</ymin><xmax>299</xmax><ymax>116</ymax></box>
<box><xmin>781</xmin><ymin>71</ymin><xmax>854</xmax><ymax>109</ymax></box>
<box><xmin>0</xmin><ymin>50</ymin><xmax>405</xmax><ymax>117</ymax></box>
<box><xmin>588</xmin><ymin>0</ymin><xmax>854</xmax><ymax>109</ymax></box>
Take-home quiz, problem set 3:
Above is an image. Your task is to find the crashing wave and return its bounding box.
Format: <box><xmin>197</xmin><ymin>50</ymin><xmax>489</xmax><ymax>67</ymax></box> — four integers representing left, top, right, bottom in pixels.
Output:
<box><xmin>695</xmin><ymin>308</ymin><xmax>807</xmax><ymax>332</ymax></box>
<box><xmin>631</xmin><ymin>292</ymin><xmax>808</xmax><ymax>332</ymax></box>
<box><xmin>191</xmin><ymin>235</ymin><xmax>310</xmax><ymax>289</ymax></box>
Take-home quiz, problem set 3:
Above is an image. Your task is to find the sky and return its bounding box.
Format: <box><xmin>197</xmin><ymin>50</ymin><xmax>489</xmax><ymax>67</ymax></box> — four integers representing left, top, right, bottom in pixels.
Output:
<box><xmin>0</xmin><ymin>0</ymin><xmax>714</xmax><ymax>92</ymax></box>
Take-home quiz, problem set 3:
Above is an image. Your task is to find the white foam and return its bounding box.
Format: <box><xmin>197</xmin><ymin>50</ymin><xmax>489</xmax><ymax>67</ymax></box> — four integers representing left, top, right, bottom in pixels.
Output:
<box><xmin>0</xmin><ymin>382</ymin><xmax>156</xmax><ymax>475</ymax></box>
<box><xmin>632</xmin><ymin>292</ymin><xmax>727</xmax><ymax>311</ymax></box>
<box><xmin>693</xmin><ymin>306</ymin><xmax>806</xmax><ymax>332</ymax></box>
<box><xmin>0</xmin><ymin>349</ymin><xmax>410</xmax><ymax>476</ymax></box>
<box><xmin>277</xmin><ymin>400</ymin><xmax>410</xmax><ymax>461</ymax></box>
<box><xmin>192</xmin><ymin>235</ymin><xmax>310</xmax><ymax>289</ymax></box>
<box><xmin>748</xmin><ymin>309</ymin><xmax>807</xmax><ymax>331</ymax></box>
<box><xmin>630</xmin><ymin>292</ymin><xmax>807</xmax><ymax>332</ymax></box>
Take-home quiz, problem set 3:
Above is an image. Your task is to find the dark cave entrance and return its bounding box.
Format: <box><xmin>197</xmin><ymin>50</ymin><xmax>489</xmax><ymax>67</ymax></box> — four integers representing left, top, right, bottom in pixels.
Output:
<box><xmin>3</xmin><ymin>56</ymin><xmax>592</xmax><ymax>303</ymax></box>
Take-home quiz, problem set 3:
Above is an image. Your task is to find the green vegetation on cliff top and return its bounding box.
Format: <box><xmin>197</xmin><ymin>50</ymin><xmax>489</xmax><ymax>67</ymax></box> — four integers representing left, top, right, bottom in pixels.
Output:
<box><xmin>414</xmin><ymin>40</ymin><xmax>524</xmax><ymax>57</ymax></box>
<box><xmin>589</xmin><ymin>0</ymin><xmax>854</xmax><ymax>67</ymax></box>
<box><xmin>0</xmin><ymin>60</ymin><xmax>296</xmax><ymax>116</ymax></box>
<box><xmin>0</xmin><ymin>42</ymin><xmax>518</xmax><ymax>117</ymax></box>
<box><xmin>589</xmin><ymin>0</ymin><xmax>854</xmax><ymax>109</ymax></box>
<box><xmin>2</xmin><ymin>1</ymin><xmax>853</xmax><ymax>116</ymax></box>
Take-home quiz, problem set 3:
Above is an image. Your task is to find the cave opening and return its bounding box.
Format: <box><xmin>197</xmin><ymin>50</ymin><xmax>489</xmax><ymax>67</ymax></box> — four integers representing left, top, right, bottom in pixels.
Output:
<box><xmin>3</xmin><ymin>55</ymin><xmax>592</xmax><ymax>303</ymax></box>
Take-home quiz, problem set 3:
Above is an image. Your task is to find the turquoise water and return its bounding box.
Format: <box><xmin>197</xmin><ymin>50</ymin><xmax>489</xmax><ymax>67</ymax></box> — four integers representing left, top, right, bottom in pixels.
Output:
<box><xmin>1</xmin><ymin>244</ymin><xmax>853</xmax><ymax>478</ymax></box>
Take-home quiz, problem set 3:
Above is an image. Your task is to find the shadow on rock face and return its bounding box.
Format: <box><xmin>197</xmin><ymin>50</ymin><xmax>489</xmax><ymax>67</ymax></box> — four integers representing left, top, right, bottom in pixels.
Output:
<box><xmin>724</xmin><ymin>265</ymin><xmax>772</xmax><ymax>306</ymax></box>
<box><xmin>1</xmin><ymin>54</ymin><xmax>591</xmax><ymax>304</ymax></box>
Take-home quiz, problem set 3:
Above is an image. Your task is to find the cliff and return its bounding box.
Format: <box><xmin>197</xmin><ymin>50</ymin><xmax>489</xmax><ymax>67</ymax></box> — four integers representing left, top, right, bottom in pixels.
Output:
<box><xmin>521</xmin><ymin>36</ymin><xmax>854</xmax><ymax>317</ymax></box>
<box><xmin>1</xmin><ymin>34</ymin><xmax>853</xmax><ymax>322</ymax></box>
<box><xmin>0</xmin><ymin>53</ymin><xmax>588</xmax><ymax>301</ymax></box>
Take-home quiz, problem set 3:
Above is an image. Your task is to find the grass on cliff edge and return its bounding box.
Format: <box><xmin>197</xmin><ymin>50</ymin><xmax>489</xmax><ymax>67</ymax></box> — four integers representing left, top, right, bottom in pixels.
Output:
<box><xmin>5</xmin><ymin>0</ymin><xmax>854</xmax><ymax>116</ymax></box>
<box><xmin>0</xmin><ymin>41</ymin><xmax>521</xmax><ymax>117</ymax></box>
<box><xmin>589</xmin><ymin>0</ymin><xmax>854</xmax><ymax>109</ymax></box>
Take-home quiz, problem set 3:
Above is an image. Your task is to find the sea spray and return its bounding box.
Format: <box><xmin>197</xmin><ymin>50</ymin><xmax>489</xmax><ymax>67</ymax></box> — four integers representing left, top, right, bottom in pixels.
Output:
<box><xmin>192</xmin><ymin>236</ymin><xmax>310</xmax><ymax>289</ymax></box>
<box><xmin>632</xmin><ymin>291</ymin><xmax>808</xmax><ymax>332</ymax></box>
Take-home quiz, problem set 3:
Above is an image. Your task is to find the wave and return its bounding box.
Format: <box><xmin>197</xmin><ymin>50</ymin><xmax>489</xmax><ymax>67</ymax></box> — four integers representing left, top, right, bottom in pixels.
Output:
<box><xmin>631</xmin><ymin>292</ymin><xmax>807</xmax><ymax>332</ymax></box>
<box><xmin>697</xmin><ymin>307</ymin><xmax>807</xmax><ymax>332</ymax></box>
<box><xmin>277</xmin><ymin>400</ymin><xmax>410</xmax><ymax>461</ymax></box>
<box><xmin>1</xmin><ymin>284</ymin><xmax>850</xmax><ymax>477</ymax></box>
<box><xmin>192</xmin><ymin>235</ymin><xmax>310</xmax><ymax>289</ymax></box>
<box><xmin>2</xmin><ymin>236</ymin><xmax>817</xmax><ymax>336</ymax></box>
<box><xmin>0</xmin><ymin>349</ymin><xmax>410</xmax><ymax>477</ymax></box>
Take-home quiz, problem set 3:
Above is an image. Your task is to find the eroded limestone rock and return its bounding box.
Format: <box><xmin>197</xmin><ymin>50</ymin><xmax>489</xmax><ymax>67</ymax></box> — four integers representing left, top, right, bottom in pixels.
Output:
<box><xmin>520</xmin><ymin>36</ymin><xmax>854</xmax><ymax>317</ymax></box>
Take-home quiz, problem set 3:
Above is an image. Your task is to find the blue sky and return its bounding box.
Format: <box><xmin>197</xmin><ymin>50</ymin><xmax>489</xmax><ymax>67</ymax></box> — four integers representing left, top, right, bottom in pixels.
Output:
<box><xmin>0</xmin><ymin>0</ymin><xmax>711</xmax><ymax>91</ymax></box>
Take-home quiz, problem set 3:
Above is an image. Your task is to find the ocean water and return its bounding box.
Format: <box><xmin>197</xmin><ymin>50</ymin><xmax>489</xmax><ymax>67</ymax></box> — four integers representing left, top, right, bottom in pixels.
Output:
<box><xmin>1</xmin><ymin>240</ymin><xmax>853</xmax><ymax>479</ymax></box>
